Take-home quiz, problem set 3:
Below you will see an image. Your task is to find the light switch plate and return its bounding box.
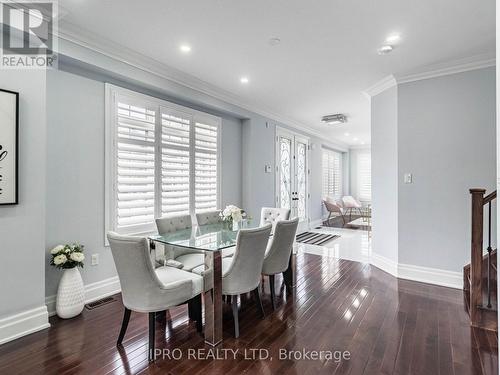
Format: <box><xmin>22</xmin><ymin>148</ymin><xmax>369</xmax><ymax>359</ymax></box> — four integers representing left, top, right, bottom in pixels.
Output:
<box><xmin>404</xmin><ymin>173</ymin><xmax>413</xmax><ymax>184</ymax></box>
<box><xmin>265</xmin><ymin>164</ymin><xmax>272</xmax><ymax>173</ymax></box>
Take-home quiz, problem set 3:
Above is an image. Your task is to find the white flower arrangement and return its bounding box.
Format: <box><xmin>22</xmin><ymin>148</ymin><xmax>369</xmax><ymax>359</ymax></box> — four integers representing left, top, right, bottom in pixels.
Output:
<box><xmin>220</xmin><ymin>205</ymin><xmax>247</xmax><ymax>223</ymax></box>
<box><xmin>50</xmin><ymin>243</ymin><xmax>85</xmax><ymax>269</ymax></box>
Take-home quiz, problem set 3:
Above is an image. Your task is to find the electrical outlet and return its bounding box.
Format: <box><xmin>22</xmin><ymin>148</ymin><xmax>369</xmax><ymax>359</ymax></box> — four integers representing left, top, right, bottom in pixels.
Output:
<box><xmin>91</xmin><ymin>253</ymin><xmax>99</xmax><ymax>266</ymax></box>
<box><xmin>404</xmin><ymin>173</ymin><xmax>413</xmax><ymax>184</ymax></box>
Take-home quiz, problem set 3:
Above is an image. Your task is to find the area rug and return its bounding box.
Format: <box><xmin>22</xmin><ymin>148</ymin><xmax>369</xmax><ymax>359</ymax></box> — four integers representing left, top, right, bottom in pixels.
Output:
<box><xmin>296</xmin><ymin>231</ymin><xmax>340</xmax><ymax>246</ymax></box>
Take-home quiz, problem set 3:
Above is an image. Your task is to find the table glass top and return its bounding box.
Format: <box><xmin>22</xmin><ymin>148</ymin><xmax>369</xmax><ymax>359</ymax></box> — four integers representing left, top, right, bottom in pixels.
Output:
<box><xmin>149</xmin><ymin>220</ymin><xmax>257</xmax><ymax>252</ymax></box>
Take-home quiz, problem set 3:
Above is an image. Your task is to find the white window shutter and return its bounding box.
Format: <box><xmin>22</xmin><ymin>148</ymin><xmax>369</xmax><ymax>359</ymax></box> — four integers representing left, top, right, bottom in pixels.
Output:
<box><xmin>160</xmin><ymin>108</ymin><xmax>191</xmax><ymax>216</ymax></box>
<box><xmin>322</xmin><ymin>149</ymin><xmax>342</xmax><ymax>199</ymax></box>
<box><xmin>358</xmin><ymin>153</ymin><xmax>371</xmax><ymax>201</ymax></box>
<box><xmin>194</xmin><ymin>117</ymin><xmax>219</xmax><ymax>213</ymax></box>
<box><xmin>115</xmin><ymin>101</ymin><xmax>156</xmax><ymax>233</ymax></box>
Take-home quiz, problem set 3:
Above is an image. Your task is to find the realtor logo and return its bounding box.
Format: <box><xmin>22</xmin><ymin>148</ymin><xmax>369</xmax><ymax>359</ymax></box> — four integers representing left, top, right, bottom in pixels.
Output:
<box><xmin>1</xmin><ymin>0</ymin><xmax>58</xmax><ymax>68</ymax></box>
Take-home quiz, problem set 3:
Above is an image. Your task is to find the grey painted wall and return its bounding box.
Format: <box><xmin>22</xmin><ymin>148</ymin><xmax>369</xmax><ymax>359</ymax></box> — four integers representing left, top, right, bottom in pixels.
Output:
<box><xmin>371</xmin><ymin>86</ymin><xmax>399</xmax><ymax>264</ymax></box>
<box><xmin>45</xmin><ymin>69</ymin><xmax>243</xmax><ymax>297</ymax></box>
<box><xmin>398</xmin><ymin>67</ymin><xmax>496</xmax><ymax>272</ymax></box>
<box><xmin>0</xmin><ymin>70</ymin><xmax>47</xmax><ymax>319</ymax></box>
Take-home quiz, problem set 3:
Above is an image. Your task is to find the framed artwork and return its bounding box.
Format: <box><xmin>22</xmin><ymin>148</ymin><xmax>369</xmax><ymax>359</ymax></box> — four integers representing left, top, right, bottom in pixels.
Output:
<box><xmin>0</xmin><ymin>89</ymin><xmax>19</xmax><ymax>205</ymax></box>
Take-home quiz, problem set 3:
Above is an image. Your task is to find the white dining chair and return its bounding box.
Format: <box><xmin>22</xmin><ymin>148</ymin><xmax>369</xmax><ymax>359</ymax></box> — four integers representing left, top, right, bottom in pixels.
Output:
<box><xmin>195</xmin><ymin>210</ymin><xmax>222</xmax><ymax>225</ymax></box>
<box><xmin>107</xmin><ymin>232</ymin><xmax>203</xmax><ymax>361</ymax></box>
<box><xmin>260</xmin><ymin>207</ymin><xmax>291</xmax><ymax>233</ymax></box>
<box><xmin>261</xmin><ymin>218</ymin><xmax>299</xmax><ymax>310</ymax></box>
<box><xmin>196</xmin><ymin>209</ymin><xmax>235</xmax><ymax>258</ymax></box>
<box><xmin>221</xmin><ymin>224</ymin><xmax>272</xmax><ymax>338</ymax></box>
<box><xmin>155</xmin><ymin>214</ymin><xmax>205</xmax><ymax>271</ymax></box>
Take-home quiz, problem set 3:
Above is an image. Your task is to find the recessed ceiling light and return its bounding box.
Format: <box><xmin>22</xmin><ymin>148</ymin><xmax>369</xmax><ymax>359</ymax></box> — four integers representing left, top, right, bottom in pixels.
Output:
<box><xmin>353</xmin><ymin>137</ymin><xmax>359</xmax><ymax>141</ymax></box>
<box><xmin>361</xmin><ymin>141</ymin><xmax>366</xmax><ymax>145</ymax></box>
<box><xmin>377</xmin><ymin>45</ymin><xmax>393</xmax><ymax>55</ymax></box>
<box><xmin>344</xmin><ymin>132</ymin><xmax>350</xmax><ymax>136</ymax></box>
<box><xmin>179</xmin><ymin>44</ymin><xmax>191</xmax><ymax>53</ymax></box>
<box><xmin>386</xmin><ymin>34</ymin><xmax>401</xmax><ymax>43</ymax></box>
<box><xmin>240</xmin><ymin>77</ymin><xmax>249</xmax><ymax>84</ymax></box>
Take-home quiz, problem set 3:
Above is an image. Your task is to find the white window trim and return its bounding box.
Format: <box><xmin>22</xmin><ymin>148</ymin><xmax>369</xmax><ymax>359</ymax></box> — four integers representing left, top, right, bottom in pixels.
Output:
<box><xmin>104</xmin><ymin>84</ymin><xmax>222</xmax><ymax>243</ymax></box>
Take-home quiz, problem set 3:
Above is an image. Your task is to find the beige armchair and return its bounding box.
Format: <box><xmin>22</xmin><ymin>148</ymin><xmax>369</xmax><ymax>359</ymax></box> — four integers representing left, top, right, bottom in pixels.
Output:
<box><xmin>323</xmin><ymin>197</ymin><xmax>345</xmax><ymax>224</ymax></box>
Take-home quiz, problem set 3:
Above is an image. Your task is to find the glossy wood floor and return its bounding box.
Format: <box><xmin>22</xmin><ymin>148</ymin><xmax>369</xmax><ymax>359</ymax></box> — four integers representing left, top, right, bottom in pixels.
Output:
<box><xmin>0</xmin><ymin>253</ymin><xmax>497</xmax><ymax>375</ymax></box>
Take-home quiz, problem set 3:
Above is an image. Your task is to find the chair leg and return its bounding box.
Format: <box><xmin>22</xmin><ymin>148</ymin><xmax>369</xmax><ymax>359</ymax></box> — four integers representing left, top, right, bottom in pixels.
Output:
<box><xmin>187</xmin><ymin>298</ymin><xmax>195</xmax><ymax>320</ymax></box>
<box><xmin>148</xmin><ymin>312</ymin><xmax>156</xmax><ymax>362</ymax></box>
<box><xmin>269</xmin><ymin>275</ymin><xmax>276</xmax><ymax>311</ymax></box>
<box><xmin>253</xmin><ymin>287</ymin><xmax>265</xmax><ymax>318</ymax></box>
<box><xmin>117</xmin><ymin>308</ymin><xmax>131</xmax><ymax>346</ymax></box>
<box><xmin>231</xmin><ymin>296</ymin><xmax>239</xmax><ymax>338</ymax></box>
<box><xmin>192</xmin><ymin>294</ymin><xmax>203</xmax><ymax>333</ymax></box>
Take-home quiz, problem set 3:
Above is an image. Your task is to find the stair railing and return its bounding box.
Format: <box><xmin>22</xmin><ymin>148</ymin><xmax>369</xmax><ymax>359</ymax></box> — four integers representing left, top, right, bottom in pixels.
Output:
<box><xmin>469</xmin><ymin>188</ymin><xmax>497</xmax><ymax>326</ymax></box>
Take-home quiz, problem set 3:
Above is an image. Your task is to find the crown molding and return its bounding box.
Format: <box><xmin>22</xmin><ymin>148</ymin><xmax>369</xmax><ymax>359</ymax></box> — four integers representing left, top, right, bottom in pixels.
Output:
<box><xmin>396</xmin><ymin>53</ymin><xmax>495</xmax><ymax>84</ymax></box>
<box><xmin>56</xmin><ymin>22</ymin><xmax>341</xmax><ymax>144</ymax></box>
<box><xmin>363</xmin><ymin>75</ymin><xmax>397</xmax><ymax>97</ymax></box>
<box><xmin>363</xmin><ymin>53</ymin><xmax>495</xmax><ymax>97</ymax></box>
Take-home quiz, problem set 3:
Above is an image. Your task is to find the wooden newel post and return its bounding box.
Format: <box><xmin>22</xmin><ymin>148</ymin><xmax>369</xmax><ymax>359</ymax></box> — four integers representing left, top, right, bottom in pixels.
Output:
<box><xmin>469</xmin><ymin>188</ymin><xmax>485</xmax><ymax>327</ymax></box>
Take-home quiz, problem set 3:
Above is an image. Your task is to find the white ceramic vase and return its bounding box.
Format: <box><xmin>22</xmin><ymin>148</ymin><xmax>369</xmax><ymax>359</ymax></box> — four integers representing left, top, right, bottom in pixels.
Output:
<box><xmin>56</xmin><ymin>267</ymin><xmax>85</xmax><ymax>319</ymax></box>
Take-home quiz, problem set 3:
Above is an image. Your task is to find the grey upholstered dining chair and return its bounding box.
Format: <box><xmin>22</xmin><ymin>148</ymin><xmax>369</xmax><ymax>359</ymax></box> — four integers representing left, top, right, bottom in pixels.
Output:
<box><xmin>260</xmin><ymin>207</ymin><xmax>291</xmax><ymax>233</ymax></box>
<box><xmin>107</xmin><ymin>232</ymin><xmax>203</xmax><ymax>361</ymax></box>
<box><xmin>261</xmin><ymin>217</ymin><xmax>299</xmax><ymax>310</ymax></box>
<box><xmin>196</xmin><ymin>209</ymin><xmax>235</xmax><ymax>258</ymax></box>
<box><xmin>221</xmin><ymin>224</ymin><xmax>272</xmax><ymax>338</ymax></box>
<box><xmin>155</xmin><ymin>214</ymin><xmax>205</xmax><ymax>271</ymax></box>
<box><xmin>195</xmin><ymin>210</ymin><xmax>222</xmax><ymax>225</ymax></box>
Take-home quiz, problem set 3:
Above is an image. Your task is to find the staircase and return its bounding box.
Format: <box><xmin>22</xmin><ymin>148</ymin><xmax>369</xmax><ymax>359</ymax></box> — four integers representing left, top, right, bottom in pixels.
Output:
<box><xmin>463</xmin><ymin>188</ymin><xmax>497</xmax><ymax>331</ymax></box>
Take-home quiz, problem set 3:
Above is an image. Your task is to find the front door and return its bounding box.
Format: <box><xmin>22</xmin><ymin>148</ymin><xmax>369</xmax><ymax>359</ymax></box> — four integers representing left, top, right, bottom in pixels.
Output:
<box><xmin>276</xmin><ymin>128</ymin><xmax>309</xmax><ymax>231</ymax></box>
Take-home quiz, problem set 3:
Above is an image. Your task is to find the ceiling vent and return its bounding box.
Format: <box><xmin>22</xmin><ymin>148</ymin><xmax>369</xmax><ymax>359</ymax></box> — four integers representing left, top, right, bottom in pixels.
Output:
<box><xmin>321</xmin><ymin>114</ymin><xmax>347</xmax><ymax>125</ymax></box>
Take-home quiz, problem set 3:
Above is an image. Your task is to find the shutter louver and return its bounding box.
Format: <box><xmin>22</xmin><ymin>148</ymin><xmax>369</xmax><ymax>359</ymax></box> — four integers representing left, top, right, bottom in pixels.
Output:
<box><xmin>161</xmin><ymin>110</ymin><xmax>191</xmax><ymax>216</ymax></box>
<box><xmin>195</xmin><ymin>121</ymin><xmax>218</xmax><ymax>213</ymax></box>
<box><xmin>115</xmin><ymin>102</ymin><xmax>156</xmax><ymax>232</ymax></box>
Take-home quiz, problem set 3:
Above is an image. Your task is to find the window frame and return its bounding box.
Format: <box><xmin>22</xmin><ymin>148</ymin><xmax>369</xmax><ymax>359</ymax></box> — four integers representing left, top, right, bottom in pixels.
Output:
<box><xmin>105</xmin><ymin>84</ymin><xmax>222</xmax><ymax>240</ymax></box>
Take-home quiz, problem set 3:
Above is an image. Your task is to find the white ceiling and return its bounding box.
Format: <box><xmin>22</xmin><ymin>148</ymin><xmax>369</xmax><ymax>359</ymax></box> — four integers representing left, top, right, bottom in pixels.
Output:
<box><xmin>58</xmin><ymin>0</ymin><xmax>495</xmax><ymax>145</ymax></box>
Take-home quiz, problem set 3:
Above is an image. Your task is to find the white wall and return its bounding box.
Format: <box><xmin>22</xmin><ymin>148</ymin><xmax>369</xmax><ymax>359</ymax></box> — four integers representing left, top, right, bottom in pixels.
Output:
<box><xmin>0</xmin><ymin>70</ymin><xmax>49</xmax><ymax>342</ymax></box>
<box><xmin>398</xmin><ymin>67</ymin><xmax>496</xmax><ymax>272</ymax></box>
<box><xmin>371</xmin><ymin>86</ymin><xmax>399</xmax><ymax>267</ymax></box>
<box><xmin>45</xmin><ymin>69</ymin><xmax>243</xmax><ymax>297</ymax></box>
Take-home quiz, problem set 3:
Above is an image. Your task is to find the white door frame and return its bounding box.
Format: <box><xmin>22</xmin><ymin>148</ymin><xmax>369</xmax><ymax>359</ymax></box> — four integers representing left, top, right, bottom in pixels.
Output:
<box><xmin>275</xmin><ymin>127</ymin><xmax>310</xmax><ymax>230</ymax></box>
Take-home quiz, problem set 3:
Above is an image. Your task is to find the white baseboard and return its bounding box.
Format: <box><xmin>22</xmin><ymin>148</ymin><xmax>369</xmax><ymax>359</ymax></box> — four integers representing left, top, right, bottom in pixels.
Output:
<box><xmin>398</xmin><ymin>263</ymin><xmax>462</xmax><ymax>289</ymax></box>
<box><xmin>369</xmin><ymin>252</ymin><xmax>462</xmax><ymax>289</ymax></box>
<box><xmin>46</xmin><ymin>276</ymin><xmax>121</xmax><ymax>316</ymax></box>
<box><xmin>0</xmin><ymin>306</ymin><xmax>50</xmax><ymax>345</ymax></box>
<box><xmin>370</xmin><ymin>252</ymin><xmax>398</xmax><ymax>277</ymax></box>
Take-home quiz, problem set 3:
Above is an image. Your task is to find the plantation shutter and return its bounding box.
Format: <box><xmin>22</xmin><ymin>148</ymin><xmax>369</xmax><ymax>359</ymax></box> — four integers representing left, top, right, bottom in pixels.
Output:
<box><xmin>194</xmin><ymin>115</ymin><xmax>219</xmax><ymax>213</ymax></box>
<box><xmin>322</xmin><ymin>149</ymin><xmax>342</xmax><ymax>199</ymax></box>
<box><xmin>114</xmin><ymin>99</ymin><xmax>156</xmax><ymax>233</ymax></box>
<box><xmin>358</xmin><ymin>153</ymin><xmax>371</xmax><ymax>201</ymax></box>
<box><xmin>107</xmin><ymin>85</ymin><xmax>221</xmax><ymax>236</ymax></box>
<box><xmin>160</xmin><ymin>107</ymin><xmax>191</xmax><ymax>216</ymax></box>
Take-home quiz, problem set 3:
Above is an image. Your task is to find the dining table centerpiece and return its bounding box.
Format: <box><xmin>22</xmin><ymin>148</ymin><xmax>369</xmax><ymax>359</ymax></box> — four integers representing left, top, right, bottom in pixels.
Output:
<box><xmin>220</xmin><ymin>205</ymin><xmax>247</xmax><ymax>230</ymax></box>
<box><xmin>50</xmin><ymin>243</ymin><xmax>85</xmax><ymax>319</ymax></box>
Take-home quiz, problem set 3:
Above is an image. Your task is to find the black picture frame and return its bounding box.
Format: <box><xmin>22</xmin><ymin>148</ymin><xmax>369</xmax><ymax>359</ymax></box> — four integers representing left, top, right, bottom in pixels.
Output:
<box><xmin>0</xmin><ymin>88</ymin><xmax>19</xmax><ymax>205</ymax></box>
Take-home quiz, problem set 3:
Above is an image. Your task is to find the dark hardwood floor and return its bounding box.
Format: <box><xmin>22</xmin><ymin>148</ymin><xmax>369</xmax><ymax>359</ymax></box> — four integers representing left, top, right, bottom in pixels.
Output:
<box><xmin>0</xmin><ymin>253</ymin><xmax>497</xmax><ymax>375</ymax></box>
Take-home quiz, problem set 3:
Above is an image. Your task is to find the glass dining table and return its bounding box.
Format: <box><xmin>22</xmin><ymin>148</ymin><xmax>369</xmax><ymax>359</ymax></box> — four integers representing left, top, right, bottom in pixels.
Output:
<box><xmin>148</xmin><ymin>220</ymin><xmax>257</xmax><ymax>346</ymax></box>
